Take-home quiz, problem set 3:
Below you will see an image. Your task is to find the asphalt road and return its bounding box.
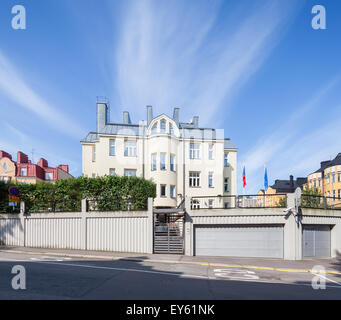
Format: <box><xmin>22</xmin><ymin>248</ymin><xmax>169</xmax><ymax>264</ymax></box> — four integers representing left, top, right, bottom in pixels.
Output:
<box><xmin>0</xmin><ymin>251</ymin><xmax>341</xmax><ymax>300</ymax></box>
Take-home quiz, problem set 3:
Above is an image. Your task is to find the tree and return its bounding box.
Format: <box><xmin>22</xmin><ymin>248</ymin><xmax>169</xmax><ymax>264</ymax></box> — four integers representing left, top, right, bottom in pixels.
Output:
<box><xmin>301</xmin><ymin>186</ymin><xmax>324</xmax><ymax>209</ymax></box>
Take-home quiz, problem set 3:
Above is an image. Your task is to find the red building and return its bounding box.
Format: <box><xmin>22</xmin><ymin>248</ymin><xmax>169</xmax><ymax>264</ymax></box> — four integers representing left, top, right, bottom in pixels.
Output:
<box><xmin>0</xmin><ymin>150</ymin><xmax>73</xmax><ymax>184</ymax></box>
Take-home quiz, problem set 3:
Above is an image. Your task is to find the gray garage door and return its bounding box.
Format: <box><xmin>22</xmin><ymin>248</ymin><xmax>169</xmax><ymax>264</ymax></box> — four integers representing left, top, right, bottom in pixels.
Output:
<box><xmin>195</xmin><ymin>225</ymin><xmax>284</xmax><ymax>258</ymax></box>
<box><xmin>302</xmin><ymin>225</ymin><xmax>331</xmax><ymax>258</ymax></box>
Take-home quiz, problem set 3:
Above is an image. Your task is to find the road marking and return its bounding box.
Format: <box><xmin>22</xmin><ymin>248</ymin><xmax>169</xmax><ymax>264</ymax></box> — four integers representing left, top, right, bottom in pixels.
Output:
<box><xmin>214</xmin><ymin>268</ymin><xmax>259</xmax><ymax>281</ymax></box>
<box><xmin>312</xmin><ymin>273</ymin><xmax>341</xmax><ymax>286</ymax></box>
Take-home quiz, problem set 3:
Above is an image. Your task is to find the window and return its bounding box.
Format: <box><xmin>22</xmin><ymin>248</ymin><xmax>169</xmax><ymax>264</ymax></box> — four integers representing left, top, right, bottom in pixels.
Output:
<box><xmin>124</xmin><ymin>141</ymin><xmax>136</xmax><ymax>157</ymax></box>
<box><xmin>208</xmin><ymin>199</ymin><xmax>214</xmax><ymax>209</ymax></box>
<box><xmin>20</xmin><ymin>168</ymin><xmax>27</xmax><ymax>177</ymax></box>
<box><xmin>151</xmin><ymin>153</ymin><xmax>157</xmax><ymax>171</ymax></box>
<box><xmin>224</xmin><ymin>153</ymin><xmax>229</xmax><ymax>167</ymax></box>
<box><xmin>224</xmin><ymin>202</ymin><xmax>229</xmax><ymax>209</ymax></box>
<box><xmin>45</xmin><ymin>172</ymin><xmax>53</xmax><ymax>181</ymax></box>
<box><xmin>224</xmin><ymin>178</ymin><xmax>229</xmax><ymax>192</ymax></box>
<box><xmin>333</xmin><ymin>190</ymin><xmax>336</xmax><ymax>200</ymax></box>
<box><xmin>170</xmin><ymin>154</ymin><xmax>175</xmax><ymax>172</ymax></box>
<box><xmin>191</xmin><ymin>200</ymin><xmax>200</xmax><ymax>210</ymax></box>
<box><xmin>208</xmin><ymin>172</ymin><xmax>213</xmax><ymax>187</ymax></box>
<box><xmin>92</xmin><ymin>146</ymin><xmax>96</xmax><ymax>162</ymax></box>
<box><xmin>3</xmin><ymin>163</ymin><xmax>7</xmax><ymax>171</ymax></box>
<box><xmin>160</xmin><ymin>120</ymin><xmax>166</xmax><ymax>133</ymax></box>
<box><xmin>338</xmin><ymin>173</ymin><xmax>341</xmax><ymax>182</ymax></box>
<box><xmin>332</xmin><ymin>173</ymin><xmax>335</xmax><ymax>183</ymax></box>
<box><xmin>151</xmin><ymin>123</ymin><xmax>158</xmax><ymax>134</ymax></box>
<box><xmin>109</xmin><ymin>139</ymin><xmax>115</xmax><ymax>156</ymax></box>
<box><xmin>338</xmin><ymin>189</ymin><xmax>341</xmax><ymax>200</ymax></box>
<box><xmin>160</xmin><ymin>153</ymin><xmax>166</xmax><ymax>170</ymax></box>
<box><xmin>109</xmin><ymin>169</ymin><xmax>115</xmax><ymax>175</ymax></box>
<box><xmin>313</xmin><ymin>179</ymin><xmax>316</xmax><ymax>188</ymax></box>
<box><xmin>189</xmin><ymin>144</ymin><xmax>200</xmax><ymax>159</ymax></box>
<box><xmin>189</xmin><ymin>172</ymin><xmax>200</xmax><ymax>187</ymax></box>
<box><xmin>160</xmin><ymin>185</ymin><xmax>166</xmax><ymax>197</ymax></box>
<box><xmin>124</xmin><ymin>169</ymin><xmax>136</xmax><ymax>177</ymax></box>
<box><xmin>318</xmin><ymin>178</ymin><xmax>321</xmax><ymax>187</ymax></box>
<box><xmin>209</xmin><ymin>144</ymin><xmax>214</xmax><ymax>160</ymax></box>
<box><xmin>170</xmin><ymin>185</ymin><xmax>175</xmax><ymax>198</ymax></box>
<box><xmin>92</xmin><ymin>173</ymin><xmax>96</xmax><ymax>178</ymax></box>
<box><xmin>169</xmin><ymin>124</ymin><xmax>174</xmax><ymax>135</ymax></box>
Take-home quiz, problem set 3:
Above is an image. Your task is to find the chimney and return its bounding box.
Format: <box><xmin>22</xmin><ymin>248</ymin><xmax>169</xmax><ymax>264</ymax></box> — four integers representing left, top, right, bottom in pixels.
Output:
<box><xmin>97</xmin><ymin>102</ymin><xmax>108</xmax><ymax>133</ymax></box>
<box><xmin>193</xmin><ymin>116</ymin><xmax>199</xmax><ymax>128</ymax></box>
<box><xmin>290</xmin><ymin>175</ymin><xmax>294</xmax><ymax>187</ymax></box>
<box><xmin>123</xmin><ymin>111</ymin><xmax>131</xmax><ymax>124</ymax></box>
<box><xmin>17</xmin><ymin>152</ymin><xmax>28</xmax><ymax>164</ymax></box>
<box><xmin>147</xmin><ymin>106</ymin><xmax>153</xmax><ymax>125</ymax></box>
<box><xmin>58</xmin><ymin>165</ymin><xmax>69</xmax><ymax>173</ymax></box>
<box><xmin>173</xmin><ymin>108</ymin><xmax>179</xmax><ymax>126</ymax></box>
<box><xmin>0</xmin><ymin>151</ymin><xmax>12</xmax><ymax>160</ymax></box>
<box><xmin>38</xmin><ymin>158</ymin><xmax>48</xmax><ymax>168</ymax></box>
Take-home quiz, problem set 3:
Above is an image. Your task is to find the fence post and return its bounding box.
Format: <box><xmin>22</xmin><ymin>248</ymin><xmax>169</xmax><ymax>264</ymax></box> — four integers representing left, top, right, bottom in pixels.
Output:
<box><xmin>19</xmin><ymin>201</ymin><xmax>25</xmax><ymax>247</ymax></box>
<box><xmin>81</xmin><ymin>199</ymin><xmax>87</xmax><ymax>250</ymax></box>
<box><xmin>184</xmin><ymin>196</ymin><xmax>193</xmax><ymax>256</ymax></box>
<box><xmin>147</xmin><ymin>198</ymin><xmax>154</xmax><ymax>254</ymax></box>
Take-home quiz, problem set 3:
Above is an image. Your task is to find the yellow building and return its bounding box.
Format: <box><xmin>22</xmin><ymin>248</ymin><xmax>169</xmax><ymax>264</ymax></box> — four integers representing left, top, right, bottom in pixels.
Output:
<box><xmin>306</xmin><ymin>153</ymin><xmax>341</xmax><ymax>209</ymax></box>
<box><xmin>257</xmin><ymin>175</ymin><xmax>307</xmax><ymax>207</ymax></box>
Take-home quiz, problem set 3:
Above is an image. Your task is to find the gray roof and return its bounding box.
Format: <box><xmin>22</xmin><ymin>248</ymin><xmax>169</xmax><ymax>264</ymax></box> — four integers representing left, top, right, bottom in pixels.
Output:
<box><xmin>81</xmin><ymin>118</ymin><xmax>236</xmax><ymax>148</ymax></box>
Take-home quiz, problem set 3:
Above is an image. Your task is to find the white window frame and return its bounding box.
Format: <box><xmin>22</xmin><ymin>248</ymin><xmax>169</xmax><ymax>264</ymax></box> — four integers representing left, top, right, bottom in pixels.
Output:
<box><xmin>208</xmin><ymin>144</ymin><xmax>214</xmax><ymax>160</ymax></box>
<box><xmin>189</xmin><ymin>144</ymin><xmax>200</xmax><ymax>159</ymax></box>
<box><xmin>20</xmin><ymin>168</ymin><xmax>27</xmax><ymax>177</ymax></box>
<box><xmin>151</xmin><ymin>123</ymin><xmax>158</xmax><ymax>134</ymax></box>
<box><xmin>169</xmin><ymin>124</ymin><xmax>174</xmax><ymax>135</ymax></box>
<box><xmin>160</xmin><ymin>153</ymin><xmax>166</xmax><ymax>170</ymax></box>
<box><xmin>170</xmin><ymin>185</ymin><xmax>175</xmax><ymax>198</ymax></box>
<box><xmin>109</xmin><ymin>139</ymin><xmax>115</xmax><ymax>156</ymax></box>
<box><xmin>224</xmin><ymin>178</ymin><xmax>229</xmax><ymax>192</ymax></box>
<box><xmin>170</xmin><ymin>154</ymin><xmax>175</xmax><ymax>172</ymax></box>
<box><xmin>45</xmin><ymin>172</ymin><xmax>53</xmax><ymax>181</ymax></box>
<box><xmin>151</xmin><ymin>153</ymin><xmax>157</xmax><ymax>171</ymax></box>
<box><xmin>208</xmin><ymin>199</ymin><xmax>214</xmax><ymax>209</ymax></box>
<box><xmin>224</xmin><ymin>153</ymin><xmax>229</xmax><ymax>167</ymax></box>
<box><xmin>208</xmin><ymin>172</ymin><xmax>213</xmax><ymax>188</ymax></box>
<box><xmin>124</xmin><ymin>169</ymin><xmax>137</xmax><ymax>177</ymax></box>
<box><xmin>109</xmin><ymin>168</ymin><xmax>116</xmax><ymax>176</ymax></box>
<box><xmin>160</xmin><ymin>120</ymin><xmax>166</xmax><ymax>133</ymax></box>
<box><xmin>189</xmin><ymin>172</ymin><xmax>200</xmax><ymax>187</ymax></box>
<box><xmin>160</xmin><ymin>184</ymin><xmax>166</xmax><ymax>197</ymax></box>
<box><xmin>124</xmin><ymin>140</ymin><xmax>137</xmax><ymax>157</ymax></box>
<box><xmin>191</xmin><ymin>200</ymin><xmax>200</xmax><ymax>210</ymax></box>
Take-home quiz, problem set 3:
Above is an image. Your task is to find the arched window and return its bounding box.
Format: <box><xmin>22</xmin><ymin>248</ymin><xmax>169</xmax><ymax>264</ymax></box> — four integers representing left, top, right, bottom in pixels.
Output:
<box><xmin>160</xmin><ymin>120</ymin><xmax>166</xmax><ymax>133</ymax></box>
<box><xmin>151</xmin><ymin>123</ymin><xmax>158</xmax><ymax>134</ymax></box>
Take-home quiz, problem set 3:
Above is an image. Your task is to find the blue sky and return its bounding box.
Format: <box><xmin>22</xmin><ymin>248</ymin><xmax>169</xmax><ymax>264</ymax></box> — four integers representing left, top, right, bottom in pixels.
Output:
<box><xmin>0</xmin><ymin>0</ymin><xmax>340</xmax><ymax>193</ymax></box>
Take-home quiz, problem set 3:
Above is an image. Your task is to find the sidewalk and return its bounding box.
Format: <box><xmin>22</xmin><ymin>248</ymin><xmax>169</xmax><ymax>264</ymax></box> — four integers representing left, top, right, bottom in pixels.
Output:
<box><xmin>1</xmin><ymin>246</ymin><xmax>341</xmax><ymax>274</ymax></box>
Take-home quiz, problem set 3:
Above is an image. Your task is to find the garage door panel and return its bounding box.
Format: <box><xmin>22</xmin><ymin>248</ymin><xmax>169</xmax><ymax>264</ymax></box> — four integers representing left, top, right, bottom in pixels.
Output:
<box><xmin>195</xmin><ymin>225</ymin><xmax>284</xmax><ymax>258</ymax></box>
<box><xmin>303</xmin><ymin>225</ymin><xmax>331</xmax><ymax>258</ymax></box>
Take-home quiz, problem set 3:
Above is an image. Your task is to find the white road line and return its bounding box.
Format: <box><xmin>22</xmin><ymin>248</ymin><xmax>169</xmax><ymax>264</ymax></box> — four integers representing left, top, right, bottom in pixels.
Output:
<box><xmin>312</xmin><ymin>273</ymin><xmax>341</xmax><ymax>286</ymax></box>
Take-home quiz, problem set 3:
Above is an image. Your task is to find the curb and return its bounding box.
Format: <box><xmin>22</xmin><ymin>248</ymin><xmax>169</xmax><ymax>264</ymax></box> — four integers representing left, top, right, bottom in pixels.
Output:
<box><xmin>1</xmin><ymin>249</ymin><xmax>341</xmax><ymax>275</ymax></box>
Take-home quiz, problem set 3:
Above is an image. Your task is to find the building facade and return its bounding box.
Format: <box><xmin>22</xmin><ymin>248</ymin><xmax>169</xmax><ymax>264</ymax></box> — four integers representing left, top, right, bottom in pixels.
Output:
<box><xmin>0</xmin><ymin>151</ymin><xmax>73</xmax><ymax>184</ymax></box>
<box><xmin>81</xmin><ymin>102</ymin><xmax>237</xmax><ymax>208</ymax></box>
<box><xmin>306</xmin><ymin>153</ymin><xmax>341</xmax><ymax>208</ymax></box>
<box><xmin>258</xmin><ymin>175</ymin><xmax>307</xmax><ymax>207</ymax></box>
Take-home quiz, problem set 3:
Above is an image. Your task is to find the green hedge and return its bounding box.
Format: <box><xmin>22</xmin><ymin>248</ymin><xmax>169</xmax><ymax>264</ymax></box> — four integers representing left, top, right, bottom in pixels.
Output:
<box><xmin>0</xmin><ymin>176</ymin><xmax>156</xmax><ymax>213</ymax></box>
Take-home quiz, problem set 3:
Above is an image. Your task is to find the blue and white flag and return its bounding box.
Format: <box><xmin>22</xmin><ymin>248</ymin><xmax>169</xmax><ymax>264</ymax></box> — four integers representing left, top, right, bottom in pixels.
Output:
<box><xmin>264</xmin><ymin>166</ymin><xmax>268</xmax><ymax>190</ymax></box>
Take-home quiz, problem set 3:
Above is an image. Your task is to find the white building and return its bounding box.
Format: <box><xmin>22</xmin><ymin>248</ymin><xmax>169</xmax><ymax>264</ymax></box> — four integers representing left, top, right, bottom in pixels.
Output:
<box><xmin>81</xmin><ymin>102</ymin><xmax>237</xmax><ymax>208</ymax></box>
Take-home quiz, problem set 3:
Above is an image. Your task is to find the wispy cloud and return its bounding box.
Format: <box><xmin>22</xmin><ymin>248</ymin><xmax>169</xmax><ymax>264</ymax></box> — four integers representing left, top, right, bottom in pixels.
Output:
<box><xmin>114</xmin><ymin>0</ymin><xmax>300</xmax><ymax>125</ymax></box>
<box><xmin>0</xmin><ymin>51</ymin><xmax>85</xmax><ymax>139</ymax></box>
<box><xmin>240</xmin><ymin>77</ymin><xmax>341</xmax><ymax>193</ymax></box>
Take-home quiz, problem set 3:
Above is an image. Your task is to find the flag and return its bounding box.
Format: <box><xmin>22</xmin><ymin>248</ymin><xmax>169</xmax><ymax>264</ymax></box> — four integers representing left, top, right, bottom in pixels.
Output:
<box><xmin>243</xmin><ymin>166</ymin><xmax>246</xmax><ymax>188</ymax></box>
<box><xmin>264</xmin><ymin>166</ymin><xmax>268</xmax><ymax>190</ymax></box>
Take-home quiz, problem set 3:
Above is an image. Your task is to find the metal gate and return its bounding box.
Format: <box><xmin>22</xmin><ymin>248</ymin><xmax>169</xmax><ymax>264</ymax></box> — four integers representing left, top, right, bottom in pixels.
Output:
<box><xmin>153</xmin><ymin>210</ymin><xmax>185</xmax><ymax>254</ymax></box>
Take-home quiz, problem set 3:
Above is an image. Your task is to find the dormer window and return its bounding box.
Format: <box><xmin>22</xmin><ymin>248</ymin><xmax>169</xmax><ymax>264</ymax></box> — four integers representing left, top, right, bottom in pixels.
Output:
<box><xmin>151</xmin><ymin>123</ymin><xmax>158</xmax><ymax>134</ymax></box>
<box><xmin>160</xmin><ymin>120</ymin><xmax>166</xmax><ymax>133</ymax></box>
<box><xmin>169</xmin><ymin>124</ymin><xmax>174</xmax><ymax>135</ymax></box>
